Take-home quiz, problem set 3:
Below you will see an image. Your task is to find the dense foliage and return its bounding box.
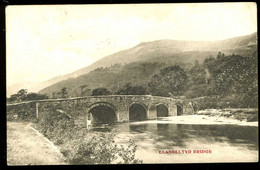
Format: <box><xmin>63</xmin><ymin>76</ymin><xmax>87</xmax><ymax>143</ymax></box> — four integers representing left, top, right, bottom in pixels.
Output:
<box><xmin>204</xmin><ymin>53</ymin><xmax>258</xmax><ymax>107</ymax></box>
<box><xmin>35</xmin><ymin>110</ymin><xmax>142</xmax><ymax>164</ymax></box>
<box><xmin>39</xmin><ymin>62</ymin><xmax>167</xmax><ymax>97</ymax></box>
<box><xmin>116</xmin><ymin>83</ymin><xmax>148</xmax><ymax>95</ymax></box>
<box><xmin>148</xmin><ymin>65</ymin><xmax>188</xmax><ymax>97</ymax></box>
<box><xmin>7</xmin><ymin>89</ymin><xmax>49</xmax><ymax>103</ymax></box>
<box><xmin>9</xmin><ymin>51</ymin><xmax>258</xmax><ymax>109</ymax></box>
<box><xmin>71</xmin><ymin>132</ymin><xmax>142</xmax><ymax>164</ymax></box>
<box><xmin>92</xmin><ymin>88</ymin><xmax>112</xmax><ymax>96</ymax></box>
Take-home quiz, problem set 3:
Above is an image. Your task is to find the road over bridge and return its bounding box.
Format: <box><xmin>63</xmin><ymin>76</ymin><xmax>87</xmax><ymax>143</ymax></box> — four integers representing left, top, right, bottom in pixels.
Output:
<box><xmin>7</xmin><ymin>95</ymin><xmax>192</xmax><ymax>127</ymax></box>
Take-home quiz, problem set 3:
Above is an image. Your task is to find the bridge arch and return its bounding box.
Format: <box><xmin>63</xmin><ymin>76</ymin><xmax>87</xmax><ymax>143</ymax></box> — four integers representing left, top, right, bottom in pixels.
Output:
<box><xmin>156</xmin><ymin>103</ymin><xmax>169</xmax><ymax>117</ymax></box>
<box><xmin>129</xmin><ymin>102</ymin><xmax>148</xmax><ymax>121</ymax></box>
<box><xmin>88</xmin><ymin>102</ymin><xmax>118</xmax><ymax>125</ymax></box>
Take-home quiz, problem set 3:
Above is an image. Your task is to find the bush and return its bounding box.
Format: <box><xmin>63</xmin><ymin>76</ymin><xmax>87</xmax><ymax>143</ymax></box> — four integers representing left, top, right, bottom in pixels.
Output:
<box><xmin>148</xmin><ymin>65</ymin><xmax>188</xmax><ymax>96</ymax></box>
<box><xmin>92</xmin><ymin>88</ymin><xmax>112</xmax><ymax>96</ymax></box>
<box><xmin>116</xmin><ymin>83</ymin><xmax>148</xmax><ymax>95</ymax></box>
<box><xmin>6</xmin><ymin>103</ymin><xmax>37</xmax><ymax>122</ymax></box>
<box><xmin>193</xmin><ymin>97</ymin><xmax>219</xmax><ymax>110</ymax></box>
<box><xmin>247</xmin><ymin>114</ymin><xmax>258</xmax><ymax>122</ymax></box>
<box><xmin>70</xmin><ymin>132</ymin><xmax>142</xmax><ymax>164</ymax></box>
<box><xmin>35</xmin><ymin>108</ymin><xmax>142</xmax><ymax>164</ymax></box>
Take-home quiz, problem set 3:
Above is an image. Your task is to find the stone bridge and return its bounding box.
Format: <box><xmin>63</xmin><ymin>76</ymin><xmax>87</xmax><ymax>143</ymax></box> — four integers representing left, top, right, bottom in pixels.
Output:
<box><xmin>7</xmin><ymin>95</ymin><xmax>192</xmax><ymax>127</ymax></box>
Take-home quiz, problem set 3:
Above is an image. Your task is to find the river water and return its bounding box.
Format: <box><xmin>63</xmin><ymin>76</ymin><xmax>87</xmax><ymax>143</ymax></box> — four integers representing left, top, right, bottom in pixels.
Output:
<box><xmin>90</xmin><ymin>118</ymin><xmax>258</xmax><ymax>163</ymax></box>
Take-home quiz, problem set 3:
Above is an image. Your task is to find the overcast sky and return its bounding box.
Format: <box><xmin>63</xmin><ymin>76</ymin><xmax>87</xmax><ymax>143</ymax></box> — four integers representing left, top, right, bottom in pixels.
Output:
<box><xmin>6</xmin><ymin>3</ymin><xmax>257</xmax><ymax>86</ymax></box>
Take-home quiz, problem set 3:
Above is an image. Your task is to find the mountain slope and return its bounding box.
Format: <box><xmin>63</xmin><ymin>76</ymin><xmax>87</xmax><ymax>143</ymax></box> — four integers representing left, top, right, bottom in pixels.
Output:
<box><xmin>66</xmin><ymin>32</ymin><xmax>257</xmax><ymax>78</ymax></box>
<box><xmin>39</xmin><ymin>32</ymin><xmax>257</xmax><ymax>97</ymax></box>
<box><xmin>44</xmin><ymin>32</ymin><xmax>258</xmax><ymax>80</ymax></box>
<box><xmin>8</xmin><ymin>32</ymin><xmax>257</xmax><ymax>96</ymax></box>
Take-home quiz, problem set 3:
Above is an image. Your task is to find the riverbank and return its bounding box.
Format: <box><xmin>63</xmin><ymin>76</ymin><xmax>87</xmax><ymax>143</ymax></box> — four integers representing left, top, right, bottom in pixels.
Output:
<box><xmin>164</xmin><ymin>115</ymin><xmax>258</xmax><ymax>126</ymax></box>
<box><xmin>7</xmin><ymin>121</ymin><xmax>66</xmax><ymax>165</ymax></box>
<box><xmin>130</xmin><ymin>114</ymin><xmax>258</xmax><ymax>127</ymax></box>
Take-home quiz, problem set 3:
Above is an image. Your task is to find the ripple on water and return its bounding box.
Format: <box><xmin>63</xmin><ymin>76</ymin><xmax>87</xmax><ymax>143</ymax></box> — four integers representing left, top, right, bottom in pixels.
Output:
<box><xmin>90</xmin><ymin>121</ymin><xmax>258</xmax><ymax>163</ymax></box>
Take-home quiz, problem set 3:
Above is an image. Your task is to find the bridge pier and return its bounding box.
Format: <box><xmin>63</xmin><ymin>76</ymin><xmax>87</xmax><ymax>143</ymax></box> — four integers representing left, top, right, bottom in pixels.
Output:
<box><xmin>169</xmin><ymin>104</ymin><xmax>177</xmax><ymax>116</ymax></box>
<box><xmin>116</xmin><ymin>105</ymin><xmax>129</xmax><ymax>122</ymax></box>
<box><xmin>148</xmin><ymin>105</ymin><xmax>157</xmax><ymax>119</ymax></box>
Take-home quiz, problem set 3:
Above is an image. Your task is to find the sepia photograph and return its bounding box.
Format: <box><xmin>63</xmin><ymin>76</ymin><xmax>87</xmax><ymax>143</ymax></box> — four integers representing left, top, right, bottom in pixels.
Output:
<box><xmin>5</xmin><ymin>2</ymin><xmax>258</xmax><ymax>165</ymax></box>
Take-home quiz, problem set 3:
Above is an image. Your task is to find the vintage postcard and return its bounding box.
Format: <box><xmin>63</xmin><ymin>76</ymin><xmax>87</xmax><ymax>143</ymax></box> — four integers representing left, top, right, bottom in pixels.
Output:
<box><xmin>6</xmin><ymin>3</ymin><xmax>258</xmax><ymax>165</ymax></box>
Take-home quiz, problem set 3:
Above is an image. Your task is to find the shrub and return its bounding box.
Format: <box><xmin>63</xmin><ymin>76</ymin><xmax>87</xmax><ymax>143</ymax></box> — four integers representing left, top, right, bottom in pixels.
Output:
<box><xmin>6</xmin><ymin>103</ymin><xmax>37</xmax><ymax>122</ymax></box>
<box><xmin>116</xmin><ymin>83</ymin><xmax>148</xmax><ymax>95</ymax></box>
<box><xmin>70</xmin><ymin>132</ymin><xmax>142</xmax><ymax>164</ymax></box>
<box><xmin>35</xmin><ymin>108</ymin><xmax>142</xmax><ymax>164</ymax></box>
<box><xmin>247</xmin><ymin>114</ymin><xmax>258</xmax><ymax>122</ymax></box>
<box><xmin>92</xmin><ymin>88</ymin><xmax>112</xmax><ymax>96</ymax></box>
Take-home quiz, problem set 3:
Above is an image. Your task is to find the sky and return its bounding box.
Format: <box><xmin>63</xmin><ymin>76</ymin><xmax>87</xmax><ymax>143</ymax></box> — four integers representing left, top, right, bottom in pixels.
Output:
<box><xmin>6</xmin><ymin>3</ymin><xmax>257</xmax><ymax>87</ymax></box>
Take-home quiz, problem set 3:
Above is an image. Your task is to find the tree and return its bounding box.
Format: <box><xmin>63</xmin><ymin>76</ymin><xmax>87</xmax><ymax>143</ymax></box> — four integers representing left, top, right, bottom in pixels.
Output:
<box><xmin>7</xmin><ymin>89</ymin><xmax>28</xmax><ymax>102</ymax></box>
<box><xmin>92</xmin><ymin>88</ymin><xmax>111</xmax><ymax>96</ymax></box>
<box><xmin>214</xmin><ymin>54</ymin><xmax>257</xmax><ymax>107</ymax></box>
<box><xmin>57</xmin><ymin>87</ymin><xmax>68</xmax><ymax>98</ymax></box>
<box><xmin>7</xmin><ymin>89</ymin><xmax>48</xmax><ymax>103</ymax></box>
<box><xmin>79</xmin><ymin>85</ymin><xmax>91</xmax><ymax>96</ymax></box>
<box><xmin>25</xmin><ymin>93</ymin><xmax>49</xmax><ymax>101</ymax></box>
<box><xmin>217</xmin><ymin>52</ymin><xmax>225</xmax><ymax>59</ymax></box>
<box><xmin>194</xmin><ymin>60</ymin><xmax>199</xmax><ymax>67</ymax></box>
<box><xmin>51</xmin><ymin>92</ymin><xmax>56</xmax><ymax>99</ymax></box>
<box><xmin>18</xmin><ymin>89</ymin><xmax>28</xmax><ymax>101</ymax></box>
<box><xmin>17</xmin><ymin>89</ymin><xmax>28</xmax><ymax>96</ymax></box>
<box><xmin>116</xmin><ymin>83</ymin><xmax>148</xmax><ymax>95</ymax></box>
<box><xmin>204</xmin><ymin>55</ymin><xmax>215</xmax><ymax>63</ymax></box>
<box><xmin>8</xmin><ymin>94</ymin><xmax>20</xmax><ymax>103</ymax></box>
<box><xmin>79</xmin><ymin>85</ymin><xmax>88</xmax><ymax>96</ymax></box>
<box><xmin>148</xmin><ymin>65</ymin><xmax>188</xmax><ymax>97</ymax></box>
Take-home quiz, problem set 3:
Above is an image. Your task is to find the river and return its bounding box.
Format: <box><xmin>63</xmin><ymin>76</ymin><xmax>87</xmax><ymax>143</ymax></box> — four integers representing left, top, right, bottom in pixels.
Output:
<box><xmin>90</xmin><ymin>117</ymin><xmax>258</xmax><ymax>163</ymax></box>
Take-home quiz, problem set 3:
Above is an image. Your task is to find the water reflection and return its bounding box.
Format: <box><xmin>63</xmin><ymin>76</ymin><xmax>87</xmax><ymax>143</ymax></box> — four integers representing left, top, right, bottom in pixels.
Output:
<box><xmin>129</xmin><ymin>124</ymin><xmax>148</xmax><ymax>133</ymax></box>
<box><xmin>91</xmin><ymin>122</ymin><xmax>258</xmax><ymax>151</ymax></box>
<box><xmin>157</xmin><ymin>124</ymin><xmax>169</xmax><ymax>131</ymax></box>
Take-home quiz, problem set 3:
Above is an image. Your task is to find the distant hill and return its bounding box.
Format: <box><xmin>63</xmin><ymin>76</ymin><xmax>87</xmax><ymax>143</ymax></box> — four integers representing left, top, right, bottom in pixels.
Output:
<box><xmin>39</xmin><ymin>32</ymin><xmax>257</xmax><ymax>97</ymax></box>
<box><xmin>63</xmin><ymin>32</ymin><xmax>256</xmax><ymax>78</ymax></box>
<box><xmin>7</xmin><ymin>32</ymin><xmax>257</xmax><ymax>96</ymax></box>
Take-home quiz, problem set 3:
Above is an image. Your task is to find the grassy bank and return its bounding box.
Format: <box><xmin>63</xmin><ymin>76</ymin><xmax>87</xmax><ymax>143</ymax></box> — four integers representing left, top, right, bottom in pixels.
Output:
<box><xmin>33</xmin><ymin>110</ymin><xmax>142</xmax><ymax>164</ymax></box>
<box><xmin>7</xmin><ymin>122</ymin><xmax>65</xmax><ymax>165</ymax></box>
<box><xmin>196</xmin><ymin>108</ymin><xmax>258</xmax><ymax>122</ymax></box>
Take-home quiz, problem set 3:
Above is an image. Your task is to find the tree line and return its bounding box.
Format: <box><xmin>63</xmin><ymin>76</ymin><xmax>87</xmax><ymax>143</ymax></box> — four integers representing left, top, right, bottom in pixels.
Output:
<box><xmin>7</xmin><ymin>51</ymin><xmax>258</xmax><ymax>108</ymax></box>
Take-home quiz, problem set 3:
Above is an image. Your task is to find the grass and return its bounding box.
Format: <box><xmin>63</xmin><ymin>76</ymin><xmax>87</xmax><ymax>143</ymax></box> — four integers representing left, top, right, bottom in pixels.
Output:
<box><xmin>7</xmin><ymin>121</ymin><xmax>65</xmax><ymax>165</ymax></box>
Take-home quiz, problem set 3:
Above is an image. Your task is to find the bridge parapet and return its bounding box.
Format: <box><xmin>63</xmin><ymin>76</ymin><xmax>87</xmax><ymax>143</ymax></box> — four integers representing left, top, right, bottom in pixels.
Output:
<box><xmin>6</xmin><ymin>95</ymin><xmax>192</xmax><ymax>125</ymax></box>
<box><xmin>6</xmin><ymin>95</ymin><xmax>175</xmax><ymax>106</ymax></box>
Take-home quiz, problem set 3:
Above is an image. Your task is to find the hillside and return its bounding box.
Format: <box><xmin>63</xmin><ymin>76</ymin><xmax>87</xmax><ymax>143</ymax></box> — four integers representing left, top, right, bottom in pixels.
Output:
<box><xmin>61</xmin><ymin>32</ymin><xmax>257</xmax><ymax>79</ymax></box>
<box><xmin>40</xmin><ymin>54</ymin><xmax>257</xmax><ymax>99</ymax></box>
<box><xmin>8</xmin><ymin>32</ymin><xmax>257</xmax><ymax>96</ymax></box>
<box><xmin>39</xmin><ymin>51</ymin><xmax>223</xmax><ymax>97</ymax></box>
